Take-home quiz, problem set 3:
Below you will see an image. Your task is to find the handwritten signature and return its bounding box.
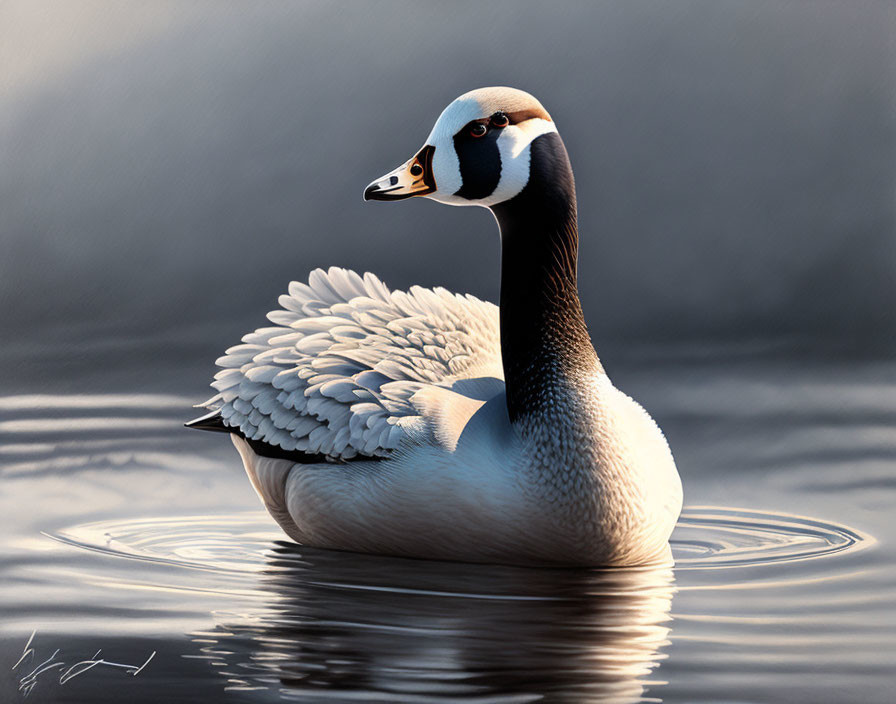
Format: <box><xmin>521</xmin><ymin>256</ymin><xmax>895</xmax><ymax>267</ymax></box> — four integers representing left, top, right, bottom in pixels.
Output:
<box><xmin>12</xmin><ymin>631</ymin><xmax>155</xmax><ymax>698</ymax></box>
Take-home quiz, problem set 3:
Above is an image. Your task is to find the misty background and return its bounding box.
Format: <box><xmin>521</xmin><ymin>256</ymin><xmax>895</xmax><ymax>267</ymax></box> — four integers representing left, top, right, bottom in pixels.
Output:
<box><xmin>2</xmin><ymin>1</ymin><xmax>894</xmax><ymax>395</ymax></box>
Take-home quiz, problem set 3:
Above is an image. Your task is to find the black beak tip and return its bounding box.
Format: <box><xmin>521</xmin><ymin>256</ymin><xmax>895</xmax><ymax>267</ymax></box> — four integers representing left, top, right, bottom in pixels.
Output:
<box><xmin>363</xmin><ymin>184</ymin><xmax>378</xmax><ymax>202</ymax></box>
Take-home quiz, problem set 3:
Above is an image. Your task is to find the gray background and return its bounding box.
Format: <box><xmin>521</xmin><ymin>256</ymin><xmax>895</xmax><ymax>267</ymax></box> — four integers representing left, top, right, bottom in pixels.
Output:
<box><xmin>2</xmin><ymin>1</ymin><xmax>894</xmax><ymax>393</ymax></box>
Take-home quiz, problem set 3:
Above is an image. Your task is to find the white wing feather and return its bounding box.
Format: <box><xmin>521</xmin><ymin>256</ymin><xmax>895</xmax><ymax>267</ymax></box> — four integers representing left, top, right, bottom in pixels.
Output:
<box><xmin>202</xmin><ymin>267</ymin><xmax>502</xmax><ymax>461</ymax></box>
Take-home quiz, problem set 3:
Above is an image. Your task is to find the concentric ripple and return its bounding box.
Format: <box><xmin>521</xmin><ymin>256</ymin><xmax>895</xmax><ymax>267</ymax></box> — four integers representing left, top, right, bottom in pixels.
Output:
<box><xmin>48</xmin><ymin>507</ymin><xmax>871</xmax><ymax>575</ymax></box>
<box><xmin>49</xmin><ymin>513</ymin><xmax>280</xmax><ymax>574</ymax></box>
<box><xmin>671</xmin><ymin>506</ymin><xmax>872</xmax><ymax>569</ymax></box>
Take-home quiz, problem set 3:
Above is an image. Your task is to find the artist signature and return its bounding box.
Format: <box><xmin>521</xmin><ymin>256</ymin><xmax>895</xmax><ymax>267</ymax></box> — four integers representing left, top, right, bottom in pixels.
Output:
<box><xmin>12</xmin><ymin>631</ymin><xmax>155</xmax><ymax>698</ymax></box>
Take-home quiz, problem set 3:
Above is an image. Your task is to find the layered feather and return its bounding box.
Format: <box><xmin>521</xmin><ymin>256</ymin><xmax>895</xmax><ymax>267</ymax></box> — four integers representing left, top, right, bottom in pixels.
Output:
<box><xmin>201</xmin><ymin>267</ymin><xmax>502</xmax><ymax>461</ymax></box>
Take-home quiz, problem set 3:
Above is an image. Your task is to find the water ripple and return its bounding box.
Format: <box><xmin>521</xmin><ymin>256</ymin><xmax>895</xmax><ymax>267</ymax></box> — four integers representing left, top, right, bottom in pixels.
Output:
<box><xmin>46</xmin><ymin>507</ymin><xmax>871</xmax><ymax>579</ymax></box>
<box><xmin>671</xmin><ymin>507</ymin><xmax>872</xmax><ymax>570</ymax></box>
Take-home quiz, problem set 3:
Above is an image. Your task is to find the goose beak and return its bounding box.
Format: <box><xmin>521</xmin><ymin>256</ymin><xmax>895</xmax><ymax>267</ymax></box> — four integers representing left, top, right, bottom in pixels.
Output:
<box><xmin>364</xmin><ymin>145</ymin><xmax>436</xmax><ymax>201</ymax></box>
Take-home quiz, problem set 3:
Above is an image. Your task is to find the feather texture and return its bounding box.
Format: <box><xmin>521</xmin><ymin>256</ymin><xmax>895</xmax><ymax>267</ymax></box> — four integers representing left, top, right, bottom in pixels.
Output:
<box><xmin>202</xmin><ymin>267</ymin><xmax>502</xmax><ymax>461</ymax></box>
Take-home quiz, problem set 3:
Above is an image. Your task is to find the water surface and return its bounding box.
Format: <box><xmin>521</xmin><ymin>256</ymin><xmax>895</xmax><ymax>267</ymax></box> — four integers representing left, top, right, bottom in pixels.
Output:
<box><xmin>2</xmin><ymin>359</ymin><xmax>893</xmax><ymax>702</ymax></box>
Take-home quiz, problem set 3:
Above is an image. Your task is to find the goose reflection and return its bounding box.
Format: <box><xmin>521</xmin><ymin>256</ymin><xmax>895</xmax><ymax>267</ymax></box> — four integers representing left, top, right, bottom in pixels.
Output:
<box><xmin>191</xmin><ymin>545</ymin><xmax>675</xmax><ymax>703</ymax></box>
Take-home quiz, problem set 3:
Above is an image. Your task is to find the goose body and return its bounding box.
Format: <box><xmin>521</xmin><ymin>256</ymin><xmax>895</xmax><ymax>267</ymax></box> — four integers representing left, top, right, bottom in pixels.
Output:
<box><xmin>190</xmin><ymin>87</ymin><xmax>682</xmax><ymax>566</ymax></box>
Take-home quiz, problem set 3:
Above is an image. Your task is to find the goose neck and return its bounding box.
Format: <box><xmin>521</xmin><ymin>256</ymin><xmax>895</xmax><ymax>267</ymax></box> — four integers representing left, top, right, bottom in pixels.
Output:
<box><xmin>490</xmin><ymin>133</ymin><xmax>601</xmax><ymax>423</ymax></box>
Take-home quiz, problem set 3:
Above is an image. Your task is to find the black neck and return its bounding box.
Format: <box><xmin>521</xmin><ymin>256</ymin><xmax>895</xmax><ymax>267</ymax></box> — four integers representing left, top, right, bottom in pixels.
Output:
<box><xmin>490</xmin><ymin>133</ymin><xmax>601</xmax><ymax>423</ymax></box>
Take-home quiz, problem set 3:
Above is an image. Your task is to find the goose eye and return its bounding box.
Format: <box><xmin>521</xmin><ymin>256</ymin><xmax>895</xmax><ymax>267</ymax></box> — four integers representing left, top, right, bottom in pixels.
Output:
<box><xmin>469</xmin><ymin>123</ymin><xmax>487</xmax><ymax>138</ymax></box>
<box><xmin>491</xmin><ymin>112</ymin><xmax>509</xmax><ymax>128</ymax></box>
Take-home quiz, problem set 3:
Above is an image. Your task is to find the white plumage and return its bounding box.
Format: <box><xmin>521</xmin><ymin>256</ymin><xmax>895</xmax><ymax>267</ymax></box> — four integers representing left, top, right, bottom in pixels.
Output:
<box><xmin>202</xmin><ymin>267</ymin><xmax>502</xmax><ymax>461</ymax></box>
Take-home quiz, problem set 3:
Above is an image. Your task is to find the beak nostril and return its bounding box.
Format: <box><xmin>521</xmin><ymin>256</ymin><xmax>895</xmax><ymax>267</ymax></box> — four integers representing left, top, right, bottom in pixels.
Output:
<box><xmin>365</xmin><ymin>146</ymin><xmax>436</xmax><ymax>202</ymax></box>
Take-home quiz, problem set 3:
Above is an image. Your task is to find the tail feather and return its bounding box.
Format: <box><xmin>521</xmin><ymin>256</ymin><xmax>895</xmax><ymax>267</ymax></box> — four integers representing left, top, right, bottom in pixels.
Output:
<box><xmin>185</xmin><ymin>410</ymin><xmax>230</xmax><ymax>433</ymax></box>
<box><xmin>186</xmin><ymin>408</ymin><xmax>364</xmax><ymax>464</ymax></box>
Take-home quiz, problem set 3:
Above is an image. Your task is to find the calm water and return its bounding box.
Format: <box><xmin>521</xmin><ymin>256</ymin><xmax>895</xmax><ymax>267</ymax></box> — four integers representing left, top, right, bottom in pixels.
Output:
<box><xmin>1</xmin><ymin>357</ymin><xmax>893</xmax><ymax>703</ymax></box>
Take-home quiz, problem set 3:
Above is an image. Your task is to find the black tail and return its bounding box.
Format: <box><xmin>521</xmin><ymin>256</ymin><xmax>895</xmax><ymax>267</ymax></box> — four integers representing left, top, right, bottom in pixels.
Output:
<box><xmin>185</xmin><ymin>407</ymin><xmax>379</xmax><ymax>465</ymax></box>
<box><xmin>185</xmin><ymin>408</ymin><xmax>332</xmax><ymax>463</ymax></box>
<box><xmin>184</xmin><ymin>410</ymin><xmax>231</xmax><ymax>433</ymax></box>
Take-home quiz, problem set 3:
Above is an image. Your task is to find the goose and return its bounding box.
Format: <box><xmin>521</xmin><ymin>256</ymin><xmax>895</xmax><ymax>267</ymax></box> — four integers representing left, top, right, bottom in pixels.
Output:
<box><xmin>188</xmin><ymin>87</ymin><xmax>682</xmax><ymax>566</ymax></box>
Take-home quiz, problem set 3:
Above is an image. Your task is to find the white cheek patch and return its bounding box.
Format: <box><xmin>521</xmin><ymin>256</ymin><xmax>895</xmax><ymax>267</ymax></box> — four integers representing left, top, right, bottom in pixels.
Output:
<box><xmin>421</xmin><ymin>98</ymin><xmax>477</xmax><ymax>206</ymax></box>
<box><xmin>426</xmin><ymin>136</ymin><xmax>464</xmax><ymax>205</ymax></box>
<box><xmin>416</xmin><ymin>90</ymin><xmax>558</xmax><ymax>207</ymax></box>
<box><xmin>424</xmin><ymin>117</ymin><xmax>558</xmax><ymax>207</ymax></box>
<box><xmin>477</xmin><ymin>118</ymin><xmax>557</xmax><ymax>207</ymax></box>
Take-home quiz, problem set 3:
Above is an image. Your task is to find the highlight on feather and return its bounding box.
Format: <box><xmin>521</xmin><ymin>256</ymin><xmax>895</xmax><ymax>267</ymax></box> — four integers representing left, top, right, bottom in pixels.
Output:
<box><xmin>187</xmin><ymin>266</ymin><xmax>502</xmax><ymax>463</ymax></box>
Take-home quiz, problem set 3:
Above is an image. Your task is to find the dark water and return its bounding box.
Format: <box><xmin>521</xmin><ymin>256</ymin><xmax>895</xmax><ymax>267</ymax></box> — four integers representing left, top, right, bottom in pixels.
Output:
<box><xmin>2</xmin><ymin>359</ymin><xmax>894</xmax><ymax>703</ymax></box>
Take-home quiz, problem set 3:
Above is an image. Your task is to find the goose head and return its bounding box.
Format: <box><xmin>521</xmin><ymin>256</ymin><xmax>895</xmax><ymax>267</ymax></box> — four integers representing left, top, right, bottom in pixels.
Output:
<box><xmin>363</xmin><ymin>87</ymin><xmax>560</xmax><ymax>208</ymax></box>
